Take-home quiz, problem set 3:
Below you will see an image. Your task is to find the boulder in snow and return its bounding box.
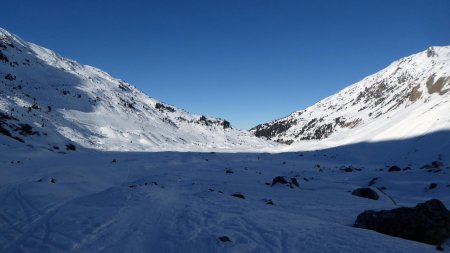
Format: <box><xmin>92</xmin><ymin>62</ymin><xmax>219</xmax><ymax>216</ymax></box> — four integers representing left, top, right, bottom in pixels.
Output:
<box><xmin>388</xmin><ymin>165</ymin><xmax>402</xmax><ymax>172</ymax></box>
<box><xmin>271</xmin><ymin>176</ymin><xmax>289</xmax><ymax>186</ymax></box>
<box><xmin>351</xmin><ymin>187</ymin><xmax>379</xmax><ymax>200</ymax></box>
<box><xmin>354</xmin><ymin>199</ymin><xmax>450</xmax><ymax>246</ymax></box>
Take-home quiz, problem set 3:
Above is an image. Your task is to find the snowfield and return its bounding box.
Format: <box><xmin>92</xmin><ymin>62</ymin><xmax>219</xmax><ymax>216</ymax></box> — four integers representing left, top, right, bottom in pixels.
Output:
<box><xmin>0</xmin><ymin>144</ymin><xmax>449</xmax><ymax>253</ymax></box>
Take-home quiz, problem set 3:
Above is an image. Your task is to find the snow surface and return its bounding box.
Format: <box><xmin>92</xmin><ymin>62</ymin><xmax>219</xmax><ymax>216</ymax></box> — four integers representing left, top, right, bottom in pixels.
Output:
<box><xmin>0</xmin><ymin>147</ymin><xmax>448</xmax><ymax>253</ymax></box>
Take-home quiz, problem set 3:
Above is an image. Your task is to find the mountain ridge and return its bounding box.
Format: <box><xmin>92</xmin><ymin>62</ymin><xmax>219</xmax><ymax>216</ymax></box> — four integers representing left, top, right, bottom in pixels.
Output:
<box><xmin>251</xmin><ymin>45</ymin><xmax>450</xmax><ymax>149</ymax></box>
<box><xmin>1</xmin><ymin>27</ymin><xmax>449</xmax><ymax>153</ymax></box>
<box><xmin>0</xmin><ymin>27</ymin><xmax>275</xmax><ymax>152</ymax></box>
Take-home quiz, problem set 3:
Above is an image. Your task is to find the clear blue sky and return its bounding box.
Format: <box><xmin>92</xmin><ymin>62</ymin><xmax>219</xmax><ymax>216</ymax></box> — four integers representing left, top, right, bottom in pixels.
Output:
<box><xmin>2</xmin><ymin>0</ymin><xmax>450</xmax><ymax>129</ymax></box>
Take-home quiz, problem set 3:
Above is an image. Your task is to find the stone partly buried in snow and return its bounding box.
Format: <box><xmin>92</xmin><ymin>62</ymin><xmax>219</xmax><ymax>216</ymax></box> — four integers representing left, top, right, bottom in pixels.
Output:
<box><xmin>351</xmin><ymin>187</ymin><xmax>379</xmax><ymax>200</ymax></box>
<box><xmin>271</xmin><ymin>176</ymin><xmax>289</xmax><ymax>185</ymax></box>
<box><xmin>218</xmin><ymin>236</ymin><xmax>232</xmax><ymax>243</ymax></box>
<box><xmin>354</xmin><ymin>199</ymin><xmax>450</xmax><ymax>246</ymax></box>
<box><xmin>388</xmin><ymin>165</ymin><xmax>402</xmax><ymax>172</ymax></box>
<box><xmin>231</xmin><ymin>193</ymin><xmax>245</xmax><ymax>199</ymax></box>
<box><xmin>271</xmin><ymin>176</ymin><xmax>300</xmax><ymax>188</ymax></box>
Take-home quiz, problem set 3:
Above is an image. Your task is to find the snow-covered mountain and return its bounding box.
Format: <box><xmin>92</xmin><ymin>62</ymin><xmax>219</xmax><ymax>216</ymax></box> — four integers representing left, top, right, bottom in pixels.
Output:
<box><xmin>0</xmin><ymin>28</ymin><xmax>275</xmax><ymax>152</ymax></box>
<box><xmin>251</xmin><ymin>46</ymin><xmax>450</xmax><ymax>150</ymax></box>
<box><xmin>1</xmin><ymin>26</ymin><xmax>449</xmax><ymax>156</ymax></box>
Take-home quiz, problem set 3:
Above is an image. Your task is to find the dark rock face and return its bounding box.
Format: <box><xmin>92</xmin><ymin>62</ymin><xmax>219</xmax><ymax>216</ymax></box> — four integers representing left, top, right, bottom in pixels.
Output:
<box><xmin>388</xmin><ymin>165</ymin><xmax>402</xmax><ymax>172</ymax></box>
<box><xmin>351</xmin><ymin>188</ymin><xmax>379</xmax><ymax>200</ymax></box>
<box><xmin>354</xmin><ymin>199</ymin><xmax>450</xmax><ymax>245</ymax></box>
<box><xmin>222</xmin><ymin>120</ymin><xmax>231</xmax><ymax>129</ymax></box>
<box><xmin>251</xmin><ymin>119</ymin><xmax>297</xmax><ymax>139</ymax></box>
<box><xmin>251</xmin><ymin>112</ymin><xmax>363</xmax><ymax>142</ymax></box>
<box><xmin>155</xmin><ymin>102</ymin><xmax>175</xmax><ymax>113</ymax></box>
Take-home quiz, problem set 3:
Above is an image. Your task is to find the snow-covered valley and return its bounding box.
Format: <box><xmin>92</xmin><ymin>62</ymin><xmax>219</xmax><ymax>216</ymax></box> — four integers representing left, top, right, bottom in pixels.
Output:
<box><xmin>1</xmin><ymin>27</ymin><xmax>449</xmax><ymax>253</ymax></box>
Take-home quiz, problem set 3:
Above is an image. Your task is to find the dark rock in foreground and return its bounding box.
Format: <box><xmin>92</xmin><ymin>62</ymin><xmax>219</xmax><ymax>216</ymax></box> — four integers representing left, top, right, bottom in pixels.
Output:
<box><xmin>354</xmin><ymin>199</ymin><xmax>450</xmax><ymax>245</ymax></box>
<box><xmin>352</xmin><ymin>187</ymin><xmax>379</xmax><ymax>200</ymax></box>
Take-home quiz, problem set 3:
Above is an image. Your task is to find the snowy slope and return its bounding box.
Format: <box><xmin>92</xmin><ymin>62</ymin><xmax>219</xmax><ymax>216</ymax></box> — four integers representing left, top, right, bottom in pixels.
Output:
<box><xmin>0</xmin><ymin>28</ymin><xmax>275</xmax><ymax>152</ymax></box>
<box><xmin>251</xmin><ymin>46</ymin><xmax>450</xmax><ymax>151</ymax></box>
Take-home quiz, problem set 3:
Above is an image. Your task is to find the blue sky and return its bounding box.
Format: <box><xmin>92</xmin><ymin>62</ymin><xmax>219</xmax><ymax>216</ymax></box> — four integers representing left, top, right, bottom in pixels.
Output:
<box><xmin>2</xmin><ymin>0</ymin><xmax>450</xmax><ymax>129</ymax></box>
